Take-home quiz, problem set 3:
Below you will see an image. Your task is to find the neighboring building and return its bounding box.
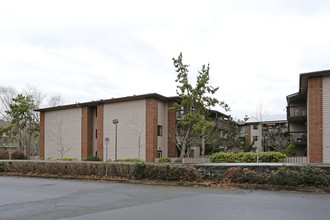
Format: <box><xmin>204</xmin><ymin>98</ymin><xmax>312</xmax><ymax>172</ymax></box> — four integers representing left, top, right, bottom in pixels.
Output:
<box><xmin>239</xmin><ymin>118</ymin><xmax>288</xmax><ymax>153</ymax></box>
<box><xmin>287</xmin><ymin>70</ymin><xmax>330</xmax><ymax>163</ymax></box>
<box><xmin>36</xmin><ymin>93</ymin><xmax>231</xmax><ymax>162</ymax></box>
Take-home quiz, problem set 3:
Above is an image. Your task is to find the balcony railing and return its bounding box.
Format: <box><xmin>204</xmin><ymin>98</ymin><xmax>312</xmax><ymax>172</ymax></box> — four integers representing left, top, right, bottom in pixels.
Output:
<box><xmin>287</xmin><ymin>106</ymin><xmax>307</xmax><ymax>122</ymax></box>
<box><xmin>289</xmin><ymin>132</ymin><xmax>307</xmax><ymax>145</ymax></box>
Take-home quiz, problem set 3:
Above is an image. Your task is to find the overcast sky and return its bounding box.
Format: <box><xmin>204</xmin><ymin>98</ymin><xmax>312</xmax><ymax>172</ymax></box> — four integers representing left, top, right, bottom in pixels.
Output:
<box><xmin>1</xmin><ymin>0</ymin><xmax>330</xmax><ymax>120</ymax></box>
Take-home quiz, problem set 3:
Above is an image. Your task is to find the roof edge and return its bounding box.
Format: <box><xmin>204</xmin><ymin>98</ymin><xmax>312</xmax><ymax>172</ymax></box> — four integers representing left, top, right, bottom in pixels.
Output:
<box><xmin>35</xmin><ymin>93</ymin><xmax>179</xmax><ymax>112</ymax></box>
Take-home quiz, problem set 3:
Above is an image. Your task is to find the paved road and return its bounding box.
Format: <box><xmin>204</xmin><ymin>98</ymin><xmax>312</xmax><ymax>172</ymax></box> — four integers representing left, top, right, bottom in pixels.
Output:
<box><xmin>0</xmin><ymin>176</ymin><xmax>329</xmax><ymax>220</ymax></box>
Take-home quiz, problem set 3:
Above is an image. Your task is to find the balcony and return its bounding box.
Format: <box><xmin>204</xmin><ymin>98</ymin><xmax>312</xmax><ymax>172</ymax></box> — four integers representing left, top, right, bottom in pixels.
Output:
<box><xmin>289</xmin><ymin>131</ymin><xmax>307</xmax><ymax>146</ymax></box>
<box><xmin>215</xmin><ymin>120</ymin><xmax>230</xmax><ymax>131</ymax></box>
<box><xmin>287</xmin><ymin>106</ymin><xmax>307</xmax><ymax>122</ymax></box>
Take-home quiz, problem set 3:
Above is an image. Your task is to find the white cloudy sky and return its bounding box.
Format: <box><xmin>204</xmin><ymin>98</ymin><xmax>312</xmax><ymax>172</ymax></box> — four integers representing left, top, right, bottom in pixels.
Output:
<box><xmin>1</xmin><ymin>0</ymin><xmax>330</xmax><ymax>120</ymax></box>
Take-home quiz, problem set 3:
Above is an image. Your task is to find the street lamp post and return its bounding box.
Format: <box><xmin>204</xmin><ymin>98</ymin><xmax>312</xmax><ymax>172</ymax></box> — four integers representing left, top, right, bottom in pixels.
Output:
<box><xmin>112</xmin><ymin>119</ymin><xmax>119</xmax><ymax>161</ymax></box>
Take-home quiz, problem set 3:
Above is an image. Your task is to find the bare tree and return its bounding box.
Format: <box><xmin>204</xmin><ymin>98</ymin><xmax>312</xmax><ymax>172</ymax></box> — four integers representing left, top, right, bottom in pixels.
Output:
<box><xmin>252</xmin><ymin>101</ymin><xmax>269</xmax><ymax>122</ymax></box>
<box><xmin>263</xmin><ymin>131</ymin><xmax>287</xmax><ymax>152</ymax></box>
<box><xmin>127</xmin><ymin>114</ymin><xmax>145</xmax><ymax>159</ymax></box>
<box><xmin>48</xmin><ymin>119</ymin><xmax>71</xmax><ymax>158</ymax></box>
<box><xmin>47</xmin><ymin>95</ymin><xmax>64</xmax><ymax>107</ymax></box>
<box><xmin>0</xmin><ymin>86</ymin><xmax>18</xmax><ymax>121</ymax></box>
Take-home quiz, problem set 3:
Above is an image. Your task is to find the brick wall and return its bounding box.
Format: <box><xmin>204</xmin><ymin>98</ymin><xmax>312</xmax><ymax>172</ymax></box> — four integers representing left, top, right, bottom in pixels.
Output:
<box><xmin>146</xmin><ymin>98</ymin><xmax>158</xmax><ymax>162</ymax></box>
<box><xmin>246</xmin><ymin>124</ymin><xmax>251</xmax><ymax>143</ymax></box>
<box><xmin>308</xmin><ymin>76</ymin><xmax>323</xmax><ymax>163</ymax></box>
<box><xmin>97</xmin><ymin>104</ymin><xmax>104</xmax><ymax>160</ymax></box>
<box><xmin>81</xmin><ymin>106</ymin><xmax>93</xmax><ymax>159</ymax></box>
<box><xmin>39</xmin><ymin>112</ymin><xmax>45</xmax><ymax>158</ymax></box>
<box><xmin>167</xmin><ymin>101</ymin><xmax>177</xmax><ymax>157</ymax></box>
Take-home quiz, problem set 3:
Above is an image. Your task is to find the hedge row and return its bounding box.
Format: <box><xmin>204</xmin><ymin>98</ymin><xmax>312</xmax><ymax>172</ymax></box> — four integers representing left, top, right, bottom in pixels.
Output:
<box><xmin>210</xmin><ymin>152</ymin><xmax>287</xmax><ymax>163</ymax></box>
<box><xmin>0</xmin><ymin>161</ymin><xmax>201</xmax><ymax>182</ymax></box>
<box><xmin>225</xmin><ymin>166</ymin><xmax>330</xmax><ymax>186</ymax></box>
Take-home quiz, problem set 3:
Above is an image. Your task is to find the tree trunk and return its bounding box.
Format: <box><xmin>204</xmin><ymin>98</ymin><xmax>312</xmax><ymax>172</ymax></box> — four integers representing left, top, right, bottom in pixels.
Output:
<box><xmin>201</xmin><ymin>136</ymin><xmax>205</xmax><ymax>156</ymax></box>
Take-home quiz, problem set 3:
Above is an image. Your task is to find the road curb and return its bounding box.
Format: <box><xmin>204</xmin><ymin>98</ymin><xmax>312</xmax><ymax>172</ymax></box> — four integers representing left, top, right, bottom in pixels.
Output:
<box><xmin>1</xmin><ymin>173</ymin><xmax>329</xmax><ymax>193</ymax></box>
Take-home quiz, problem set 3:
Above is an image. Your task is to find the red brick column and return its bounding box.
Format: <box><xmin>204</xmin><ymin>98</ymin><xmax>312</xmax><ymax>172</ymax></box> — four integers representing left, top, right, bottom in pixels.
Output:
<box><xmin>146</xmin><ymin>98</ymin><xmax>158</xmax><ymax>162</ymax></box>
<box><xmin>168</xmin><ymin>101</ymin><xmax>177</xmax><ymax>157</ymax></box>
<box><xmin>246</xmin><ymin>125</ymin><xmax>251</xmax><ymax>143</ymax></box>
<box><xmin>39</xmin><ymin>112</ymin><xmax>45</xmax><ymax>159</ymax></box>
<box><xmin>81</xmin><ymin>106</ymin><xmax>93</xmax><ymax>159</ymax></box>
<box><xmin>308</xmin><ymin>76</ymin><xmax>323</xmax><ymax>163</ymax></box>
<box><xmin>97</xmin><ymin>104</ymin><xmax>104</xmax><ymax>160</ymax></box>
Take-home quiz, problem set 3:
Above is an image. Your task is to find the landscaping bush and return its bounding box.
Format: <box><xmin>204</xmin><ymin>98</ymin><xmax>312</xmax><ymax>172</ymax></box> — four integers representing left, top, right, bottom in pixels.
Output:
<box><xmin>132</xmin><ymin>162</ymin><xmax>201</xmax><ymax>181</ymax></box>
<box><xmin>258</xmin><ymin>152</ymin><xmax>286</xmax><ymax>162</ymax></box>
<box><xmin>11</xmin><ymin>150</ymin><xmax>25</xmax><ymax>160</ymax></box>
<box><xmin>285</xmin><ymin>142</ymin><xmax>297</xmax><ymax>157</ymax></box>
<box><xmin>55</xmin><ymin>158</ymin><xmax>77</xmax><ymax>161</ymax></box>
<box><xmin>210</xmin><ymin>152</ymin><xmax>286</xmax><ymax>163</ymax></box>
<box><xmin>84</xmin><ymin>155</ymin><xmax>101</xmax><ymax>161</ymax></box>
<box><xmin>224</xmin><ymin>166</ymin><xmax>330</xmax><ymax>186</ymax></box>
<box><xmin>210</xmin><ymin>152</ymin><xmax>239</xmax><ymax>163</ymax></box>
<box><xmin>158</xmin><ymin>157</ymin><xmax>171</xmax><ymax>163</ymax></box>
<box><xmin>0</xmin><ymin>149</ymin><xmax>9</xmax><ymax>159</ymax></box>
<box><xmin>238</xmin><ymin>152</ymin><xmax>256</xmax><ymax>163</ymax></box>
<box><xmin>117</xmin><ymin>158</ymin><xmax>143</xmax><ymax>162</ymax></box>
<box><xmin>0</xmin><ymin>161</ymin><xmax>11</xmax><ymax>172</ymax></box>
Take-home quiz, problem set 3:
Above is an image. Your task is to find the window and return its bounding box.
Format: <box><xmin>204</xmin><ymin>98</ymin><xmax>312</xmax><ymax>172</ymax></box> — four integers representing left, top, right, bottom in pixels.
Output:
<box><xmin>253</xmin><ymin>124</ymin><xmax>258</xmax><ymax>130</ymax></box>
<box><xmin>95</xmin><ymin>129</ymin><xmax>97</xmax><ymax>139</ymax></box>
<box><xmin>158</xmin><ymin>150</ymin><xmax>162</xmax><ymax>158</ymax></box>
<box><xmin>253</xmin><ymin>136</ymin><xmax>258</xmax><ymax>141</ymax></box>
<box><xmin>158</xmin><ymin>125</ymin><xmax>163</xmax><ymax>136</ymax></box>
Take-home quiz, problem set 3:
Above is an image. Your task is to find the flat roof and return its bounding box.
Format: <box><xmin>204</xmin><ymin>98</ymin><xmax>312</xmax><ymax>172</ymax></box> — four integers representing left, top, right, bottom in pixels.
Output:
<box><xmin>35</xmin><ymin>93</ymin><xmax>180</xmax><ymax>112</ymax></box>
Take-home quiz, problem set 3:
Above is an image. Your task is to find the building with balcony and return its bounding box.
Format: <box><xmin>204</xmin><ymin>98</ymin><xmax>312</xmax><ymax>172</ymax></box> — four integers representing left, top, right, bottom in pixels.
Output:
<box><xmin>287</xmin><ymin>70</ymin><xmax>330</xmax><ymax>163</ymax></box>
<box><xmin>238</xmin><ymin>118</ymin><xmax>288</xmax><ymax>153</ymax></box>
<box><xmin>36</xmin><ymin>93</ymin><xmax>231</xmax><ymax>162</ymax></box>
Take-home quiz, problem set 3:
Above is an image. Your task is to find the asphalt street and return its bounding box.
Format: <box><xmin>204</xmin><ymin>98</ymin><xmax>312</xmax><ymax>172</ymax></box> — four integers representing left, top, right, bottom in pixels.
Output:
<box><xmin>0</xmin><ymin>176</ymin><xmax>329</xmax><ymax>220</ymax></box>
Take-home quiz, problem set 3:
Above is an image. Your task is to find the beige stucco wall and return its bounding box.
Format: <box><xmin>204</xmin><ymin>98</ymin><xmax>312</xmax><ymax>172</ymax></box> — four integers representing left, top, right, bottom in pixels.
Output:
<box><xmin>157</xmin><ymin>101</ymin><xmax>168</xmax><ymax>157</ymax></box>
<box><xmin>44</xmin><ymin>108</ymin><xmax>81</xmax><ymax>160</ymax></box>
<box><xmin>250</xmin><ymin>124</ymin><xmax>263</xmax><ymax>152</ymax></box>
<box><xmin>103</xmin><ymin>99</ymin><xmax>146</xmax><ymax>161</ymax></box>
<box><xmin>323</xmin><ymin>76</ymin><xmax>330</xmax><ymax>162</ymax></box>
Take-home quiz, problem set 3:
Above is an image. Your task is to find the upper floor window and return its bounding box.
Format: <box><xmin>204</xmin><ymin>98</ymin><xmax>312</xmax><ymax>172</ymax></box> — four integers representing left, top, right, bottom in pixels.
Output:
<box><xmin>253</xmin><ymin>124</ymin><xmax>258</xmax><ymax>130</ymax></box>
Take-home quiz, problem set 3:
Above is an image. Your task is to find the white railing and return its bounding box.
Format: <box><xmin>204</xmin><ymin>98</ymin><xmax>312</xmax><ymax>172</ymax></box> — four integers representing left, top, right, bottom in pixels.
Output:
<box><xmin>283</xmin><ymin>157</ymin><xmax>309</xmax><ymax>163</ymax></box>
<box><xmin>182</xmin><ymin>157</ymin><xmax>211</xmax><ymax>164</ymax></box>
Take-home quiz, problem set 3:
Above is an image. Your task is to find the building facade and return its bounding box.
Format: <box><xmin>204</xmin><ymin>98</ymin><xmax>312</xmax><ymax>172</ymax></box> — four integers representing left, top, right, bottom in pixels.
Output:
<box><xmin>239</xmin><ymin>119</ymin><xmax>288</xmax><ymax>153</ymax></box>
<box><xmin>37</xmin><ymin>94</ymin><xmax>178</xmax><ymax>162</ymax></box>
<box><xmin>287</xmin><ymin>70</ymin><xmax>330</xmax><ymax>163</ymax></box>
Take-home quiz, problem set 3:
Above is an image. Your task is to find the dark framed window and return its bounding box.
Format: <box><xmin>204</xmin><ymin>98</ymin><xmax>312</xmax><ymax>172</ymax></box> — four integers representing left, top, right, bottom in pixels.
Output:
<box><xmin>253</xmin><ymin>136</ymin><xmax>258</xmax><ymax>141</ymax></box>
<box><xmin>158</xmin><ymin>125</ymin><xmax>163</xmax><ymax>136</ymax></box>
<box><xmin>95</xmin><ymin>129</ymin><xmax>97</xmax><ymax>139</ymax></box>
<box><xmin>158</xmin><ymin>150</ymin><xmax>162</xmax><ymax>158</ymax></box>
<box><xmin>253</xmin><ymin>124</ymin><xmax>258</xmax><ymax>130</ymax></box>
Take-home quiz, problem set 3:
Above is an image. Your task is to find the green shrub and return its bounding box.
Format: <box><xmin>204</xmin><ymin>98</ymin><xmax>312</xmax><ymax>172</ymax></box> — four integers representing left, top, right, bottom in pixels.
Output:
<box><xmin>239</xmin><ymin>152</ymin><xmax>256</xmax><ymax>163</ymax></box>
<box><xmin>210</xmin><ymin>152</ymin><xmax>286</xmax><ymax>163</ymax></box>
<box><xmin>11</xmin><ymin>150</ymin><xmax>25</xmax><ymax>160</ymax></box>
<box><xmin>224</xmin><ymin>166</ymin><xmax>330</xmax><ymax>186</ymax></box>
<box><xmin>210</xmin><ymin>152</ymin><xmax>239</xmax><ymax>163</ymax></box>
<box><xmin>158</xmin><ymin>157</ymin><xmax>171</xmax><ymax>163</ymax></box>
<box><xmin>285</xmin><ymin>142</ymin><xmax>297</xmax><ymax>157</ymax></box>
<box><xmin>0</xmin><ymin>149</ymin><xmax>9</xmax><ymax>159</ymax></box>
<box><xmin>117</xmin><ymin>158</ymin><xmax>143</xmax><ymax>162</ymax></box>
<box><xmin>0</xmin><ymin>161</ymin><xmax>12</xmax><ymax>172</ymax></box>
<box><xmin>55</xmin><ymin>158</ymin><xmax>77</xmax><ymax>161</ymax></box>
<box><xmin>84</xmin><ymin>155</ymin><xmax>101</xmax><ymax>161</ymax></box>
<box><xmin>132</xmin><ymin>162</ymin><xmax>201</xmax><ymax>181</ymax></box>
<box><xmin>258</xmin><ymin>152</ymin><xmax>286</xmax><ymax>162</ymax></box>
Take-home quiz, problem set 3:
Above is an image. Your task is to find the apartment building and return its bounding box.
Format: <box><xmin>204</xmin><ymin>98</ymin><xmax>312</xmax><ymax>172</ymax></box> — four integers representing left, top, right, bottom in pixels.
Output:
<box><xmin>36</xmin><ymin>93</ymin><xmax>179</xmax><ymax>162</ymax></box>
<box><xmin>287</xmin><ymin>70</ymin><xmax>330</xmax><ymax>163</ymax></box>
<box><xmin>36</xmin><ymin>93</ymin><xmax>231</xmax><ymax>162</ymax></box>
<box><xmin>239</xmin><ymin>119</ymin><xmax>288</xmax><ymax>153</ymax></box>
